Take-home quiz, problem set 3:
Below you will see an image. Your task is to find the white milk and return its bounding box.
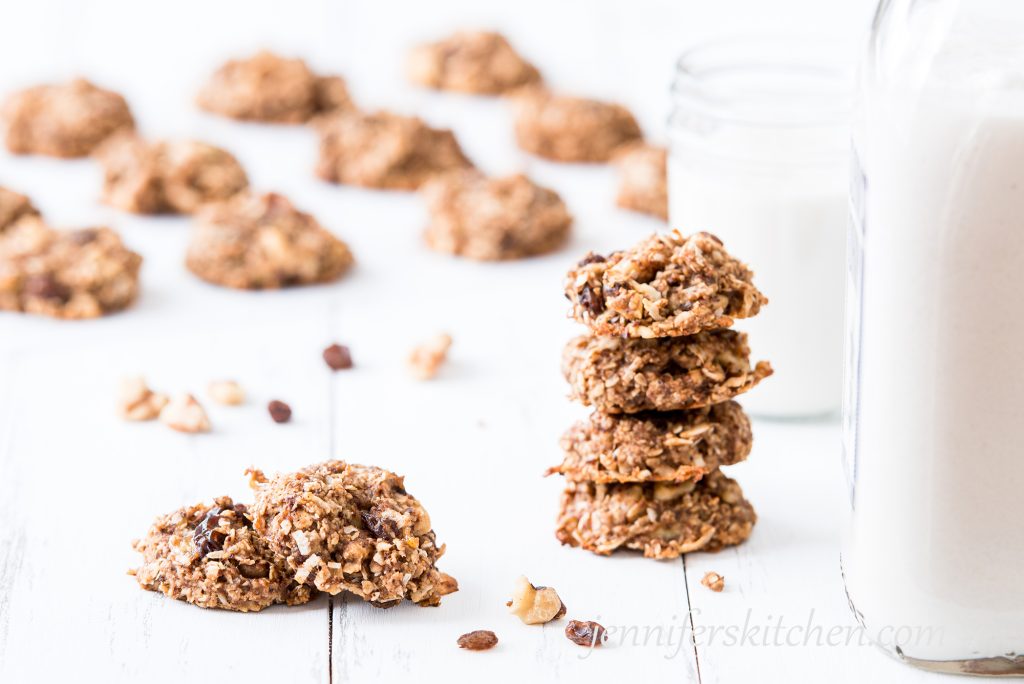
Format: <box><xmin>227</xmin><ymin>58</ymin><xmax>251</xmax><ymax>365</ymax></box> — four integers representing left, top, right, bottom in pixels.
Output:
<box><xmin>669</xmin><ymin>129</ymin><xmax>847</xmax><ymax>418</ymax></box>
<box><xmin>842</xmin><ymin>80</ymin><xmax>1024</xmax><ymax>661</ymax></box>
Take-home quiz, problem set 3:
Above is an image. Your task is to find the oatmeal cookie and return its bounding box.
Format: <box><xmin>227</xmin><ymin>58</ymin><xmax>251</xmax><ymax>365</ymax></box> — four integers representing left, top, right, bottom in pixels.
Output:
<box><xmin>2</xmin><ymin>79</ymin><xmax>133</xmax><ymax>157</ymax></box>
<box><xmin>422</xmin><ymin>170</ymin><xmax>571</xmax><ymax>260</ymax></box>
<box><xmin>615</xmin><ymin>144</ymin><xmax>667</xmax><ymax>220</ymax></box>
<box><xmin>513</xmin><ymin>90</ymin><xmax>642</xmax><ymax>163</ymax></box>
<box><xmin>0</xmin><ymin>187</ymin><xmax>38</xmax><ymax>231</ymax></box>
<box><xmin>0</xmin><ymin>217</ymin><xmax>141</xmax><ymax>318</ymax></box>
<box><xmin>197</xmin><ymin>51</ymin><xmax>353</xmax><ymax>123</ymax></box>
<box><xmin>249</xmin><ymin>461</ymin><xmax>457</xmax><ymax>607</ymax></box>
<box><xmin>562</xmin><ymin>330</ymin><xmax>772</xmax><ymax>413</ymax></box>
<box><xmin>549</xmin><ymin>401</ymin><xmax>751</xmax><ymax>483</ymax></box>
<box><xmin>315</xmin><ymin>110</ymin><xmax>473</xmax><ymax>190</ymax></box>
<box><xmin>566</xmin><ymin>230</ymin><xmax>766</xmax><ymax>338</ymax></box>
<box><xmin>185</xmin><ymin>192</ymin><xmax>353</xmax><ymax>289</ymax></box>
<box><xmin>555</xmin><ymin>471</ymin><xmax>757</xmax><ymax>559</ymax></box>
<box><xmin>96</xmin><ymin>133</ymin><xmax>249</xmax><ymax>214</ymax></box>
<box><xmin>131</xmin><ymin>496</ymin><xmax>315</xmax><ymax>612</ymax></box>
<box><xmin>407</xmin><ymin>31</ymin><xmax>541</xmax><ymax>95</ymax></box>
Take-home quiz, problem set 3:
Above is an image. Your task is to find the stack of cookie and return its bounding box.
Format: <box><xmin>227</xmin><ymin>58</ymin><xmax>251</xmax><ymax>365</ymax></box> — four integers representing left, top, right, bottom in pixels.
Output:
<box><xmin>551</xmin><ymin>230</ymin><xmax>772</xmax><ymax>559</ymax></box>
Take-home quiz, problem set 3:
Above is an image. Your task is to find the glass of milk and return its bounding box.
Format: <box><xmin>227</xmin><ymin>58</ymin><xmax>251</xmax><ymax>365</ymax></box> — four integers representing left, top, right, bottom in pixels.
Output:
<box><xmin>842</xmin><ymin>0</ymin><xmax>1024</xmax><ymax>675</ymax></box>
<box><xmin>668</xmin><ymin>37</ymin><xmax>854</xmax><ymax>419</ymax></box>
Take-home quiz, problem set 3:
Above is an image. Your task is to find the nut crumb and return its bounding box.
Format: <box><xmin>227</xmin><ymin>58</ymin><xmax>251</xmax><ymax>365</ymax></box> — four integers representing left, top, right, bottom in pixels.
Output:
<box><xmin>267</xmin><ymin>400</ymin><xmax>292</xmax><ymax>424</ymax></box>
<box><xmin>701</xmin><ymin>571</ymin><xmax>725</xmax><ymax>592</ymax></box>
<box><xmin>408</xmin><ymin>333</ymin><xmax>452</xmax><ymax>380</ymax></box>
<box><xmin>207</xmin><ymin>379</ymin><xmax>245</xmax><ymax>406</ymax></box>
<box><xmin>565</xmin><ymin>620</ymin><xmax>607</xmax><ymax>648</ymax></box>
<box><xmin>507</xmin><ymin>576</ymin><xmax>566</xmax><ymax>625</ymax></box>
<box><xmin>117</xmin><ymin>376</ymin><xmax>168</xmax><ymax>421</ymax></box>
<box><xmin>457</xmin><ymin>630</ymin><xmax>498</xmax><ymax>651</ymax></box>
<box><xmin>323</xmin><ymin>343</ymin><xmax>353</xmax><ymax>370</ymax></box>
<box><xmin>160</xmin><ymin>394</ymin><xmax>211</xmax><ymax>433</ymax></box>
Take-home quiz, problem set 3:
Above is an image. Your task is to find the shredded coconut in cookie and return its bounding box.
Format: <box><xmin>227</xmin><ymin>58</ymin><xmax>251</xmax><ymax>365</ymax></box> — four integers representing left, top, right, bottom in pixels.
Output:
<box><xmin>0</xmin><ymin>187</ymin><xmax>39</xmax><ymax>232</ymax></box>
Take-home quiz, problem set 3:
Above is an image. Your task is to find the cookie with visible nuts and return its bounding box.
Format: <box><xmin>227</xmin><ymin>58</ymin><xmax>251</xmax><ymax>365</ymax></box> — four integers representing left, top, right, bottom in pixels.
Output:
<box><xmin>249</xmin><ymin>461</ymin><xmax>457</xmax><ymax>607</ymax></box>
<box><xmin>565</xmin><ymin>230</ymin><xmax>766</xmax><ymax>339</ymax></box>
<box><xmin>0</xmin><ymin>217</ymin><xmax>142</xmax><ymax>319</ymax></box>
<box><xmin>160</xmin><ymin>394</ymin><xmax>211</xmax><ymax>433</ymax></box>
<box><xmin>0</xmin><ymin>187</ymin><xmax>39</xmax><ymax>232</ymax></box>
<box><xmin>315</xmin><ymin>110</ymin><xmax>473</xmax><ymax>191</ymax></box>
<box><xmin>555</xmin><ymin>471</ymin><xmax>757</xmax><ymax>559</ymax></box>
<box><xmin>507</xmin><ymin>576</ymin><xmax>566</xmax><ymax>625</ymax></box>
<box><xmin>514</xmin><ymin>90</ymin><xmax>642</xmax><ymax>163</ymax></box>
<box><xmin>186</xmin><ymin>192</ymin><xmax>353</xmax><ymax>290</ymax></box>
<box><xmin>197</xmin><ymin>51</ymin><xmax>353</xmax><ymax>124</ymax></box>
<box><xmin>562</xmin><ymin>330</ymin><xmax>772</xmax><ymax>414</ymax></box>
<box><xmin>408</xmin><ymin>333</ymin><xmax>452</xmax><ymax>380</ymax></box>
<box><xmin>2</xmin><ymin>78</ymin><xmax>134</xmax><ymax>157</ymax></box>
<box><xmin>130</xmin><ymin>496</ymin><xmax>315</xmax><ymax>612</ymax></box>
<box><xmin>407</xmin><ymin>31</ymin><xmax>540</xmax><ymax>95</ymax></box>
<box><xmin>614</xmin><ymin>144</ymin><xmax>667</xmax><ymax>220</ymax></box>
<box><xmin>422</xmin><ymin>171</ymin><xmax>572</xmax><ymax>261</ymax></box>
<box><xmin>549</xmin><ymin>401</ymin><xmax>752</xmax><ymax>483</ymax></box>
<box><xmin>96</xmin><ymin>133</ymin><xmax>248</xmax><ymax>214</ymax></box>
<box><xmin>118</xmin><ymin>376</ymin><xmax>169</xmax><ymax>421</ymax></box>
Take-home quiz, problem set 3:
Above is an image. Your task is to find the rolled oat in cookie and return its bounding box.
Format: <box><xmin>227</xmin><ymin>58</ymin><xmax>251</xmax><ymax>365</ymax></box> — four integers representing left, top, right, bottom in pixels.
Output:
<box><xmin>185</xmin><ymin>192</ymin><xmax>353</xmax><ymax>290</ymax></box>
<box><xmin>130</xmin><ymin>496</ymin><xmax>315</xmax><ymax>612</ymax></box>
<box><xmin>562</xmin><ymin>330</ymin><xmax>772</xmax><ymax>414</ymax></box>
<box><xmin>0</xmin><ymin>217</ymin><xmax>141</xmax><ymax>319</ymax></box>
<box><xmin>315</xmin><ymin>110</ymin><xmax>473</xmax><ymax>190</ymax></box>
<box><xmin>513</xmin><ymin>90</ymin><xmax>642</xmax><ymax>163</ymax></box>
<box><xmin>565</xmin><ymin>230</ymin><xmax>766</xmax><ymax>338</ymax></box>
<box><xmin>0</xmin><ymin>187</ymin><xmax>39</xmax><ymax>232</ymax></box>
<box><xmin>2</xmin><ymin>78</ymin><xmax>134</xmax><ymax>157</ymax></box>
<box><xmin>555</xmin><ymin>471</ymin><xmax>757</xmax><ymax>559</ymax></box>
<box><xmin>614</xmin><ymin>144</ymin><xmax>668</xmax><ymax>221</ymax></box>
<box><xmin>249</xmin><ymin>461</ymin><xmax>457</xmax><ymax>607</ymax></box>
<box><xmin>422</xmin><ymin>170</ymin><xmax>572</xmax><ymax>261</ymax></box>
<box><xmin>549</xmin><ymin>401</ymin><xmax>752</xmax><ymax>484</ymax></box>
<box><xmin>407</xmin><ymin>31</ymin><xmax>541</xmax><ymax>95</ymax></box>
<box><xmin>96</xmin><ymin>133</ymin><xmax>249</xmax><ymax>214</ymax></box>
<box><xmin>197</xmin><ymin>51</ymin><xmax>353</xmax><ymax>123</ymax></box>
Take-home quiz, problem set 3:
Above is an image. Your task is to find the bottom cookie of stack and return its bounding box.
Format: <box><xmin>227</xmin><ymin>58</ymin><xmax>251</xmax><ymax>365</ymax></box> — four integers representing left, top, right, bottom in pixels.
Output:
<box><xmin>555</xmin><ymin>471</ymin><xmax>757</xmax><ymax>560</ymax></box>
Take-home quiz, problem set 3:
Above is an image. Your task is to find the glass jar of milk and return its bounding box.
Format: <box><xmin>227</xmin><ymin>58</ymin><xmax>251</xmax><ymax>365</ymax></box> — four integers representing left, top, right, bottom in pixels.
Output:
<box><xmin>669</xmin><ymin>38</ymin><xmax>852</xmax><ymax>419</ymax></box>
<box><xmin>842</xmin><ymin>0</ymin><xmax>1024</xmax><ymax>675</ymax></box>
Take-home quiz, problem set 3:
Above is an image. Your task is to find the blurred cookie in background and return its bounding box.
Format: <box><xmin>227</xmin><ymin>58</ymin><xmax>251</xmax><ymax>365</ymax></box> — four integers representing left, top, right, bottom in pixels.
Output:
<box><xmin>407</xmin><ymin>31</ymin><xmax>541</xmax><ymax>95</ymax></box>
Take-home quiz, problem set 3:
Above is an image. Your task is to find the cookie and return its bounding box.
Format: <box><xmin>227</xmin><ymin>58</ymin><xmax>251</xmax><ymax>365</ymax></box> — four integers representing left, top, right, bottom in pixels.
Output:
<box><xmin>185</xmin><ymin>192</ymin><xmax>353</xmax><ymax>290</ymax></box>
<box><xmin>565</xmin><ymin>230</ymin><xmax>766</xmax><ymax>338</ymax></box>
<box><xmin>513</xmin><ymin>90</ymin><xmax>642</xmax><ymax>163</ymax></box>
<box><xmin>549</xmin><ymin>401</ymin><xmax>751</xmax><ymax>483</ymax></box>
<box><xmin>555</xmin><ymin>471</ymin><xmax>756</xmax><ymax>559</ymax></box>
<box><xmin>407</xmin><ymin>31</ymin><xmax>541</xmax><ymax>95</ymax></box>
<box><xmin>0</xmin><ymin>217</ymin><xmax>141</xmax><ymax>319</ymax></box>
<box><xmin>422</xmin><ymin>170</ymin><xmax>572</xmax><ymax>260</ymax></box>
<box><xmin>249</xmin><ymin>461</ymin><xmax>457</xmax><ymax>607</ymax></box>
<box><xmin>615</xmin><ymin>144</ymin><xmax>667</xmax><ymax>220</ymax></box>
<box><xmin>131</xmin><ymin>497</ymin><xmax>315</xmax><ymax>612</ymax></box>
<box><xmin>2</xmin><ymin>78</ymin><xmax>134</xmax><ymax>157</ymax></box>
<box><xmin>0</xmin><ymin>187</ymin><xmax>39</xmax><ymax>231</ymax></box>
<box><xmin>197</xmin><ymin>51</ymin><xmax>353</xmax><ymax>123</ymax></box>
<box><xmin>96</xmin><ymin>133</ymin><xmax>249</xmax><ymax>214</ymax></box>
<box><xmin>562</xmin><ymin>330</ymin><xmax>772</xmax><ymax>414</ymax></box>
<box><xmin>315</xmin><ymin>110</ymin><xmax>473</xmax><ymax>190</ymax></box>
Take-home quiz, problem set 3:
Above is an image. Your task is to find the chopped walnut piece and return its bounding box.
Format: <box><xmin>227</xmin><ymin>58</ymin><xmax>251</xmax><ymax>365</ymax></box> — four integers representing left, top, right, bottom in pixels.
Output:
<box><xmin>117</xmin><ymin>376</ymin><xmax>168</xmax><ymax>421</ymax></box>
<box><xmin>565</xmin><ymin>620</ymin><xmax>607</xmax><ymax>648</ymax></box>
<box><xmin>408</xmin><ymin>333</ymin><xmax>452</xmax><ymax>380</ymax></box>
<box><xmin>160</xmin><ymin>394</ymin><xmax>211</xmax><ymax>433</ymax></box>
<box><xmin>457</xmin><ymin>630</ymin><xmax>498</xmax><ymax>651</ymax></box>
<box><xmin>507</xmin><ymin>575</ymin><xmax>566</xmax><ymax>625</ymax></box>
<box><xmin>701</xmin><ymin>571</ymin><xmax>725</xmax><ymax>593</ymax></box>
<box><xmin>207</xmin><ymin>379</ymin><xmax>245</xmax><ymax>406</ymax></box>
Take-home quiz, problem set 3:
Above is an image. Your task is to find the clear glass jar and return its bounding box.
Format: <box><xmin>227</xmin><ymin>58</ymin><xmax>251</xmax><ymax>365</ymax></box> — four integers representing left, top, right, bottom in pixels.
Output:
<box><xmin>668</xmin><ymin>37</ymin><xmax>852</xmax><ymax>419</ymax></box>
<box><xmin>842</xmin><ymin>0</ymin><xmax>1024</xmax><ymax>674</ymax></box>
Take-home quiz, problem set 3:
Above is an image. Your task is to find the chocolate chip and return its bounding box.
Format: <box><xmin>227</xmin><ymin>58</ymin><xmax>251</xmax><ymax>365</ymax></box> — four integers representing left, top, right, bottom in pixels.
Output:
<box><xmin>322</xmin><ymin>343</ymin><xmax>353</xmax><ymax>370</ymax></box>
<box><xmin>361</xmin><ymin>510</ymin><xmax>399</xmax><ymax>540</ymax></box>
<box><xmin>576</xmin><ymin>253</ymin><xmax>606</xmax><ymax>267</ymax></box>
<box><xmin>565</xmin><ymin>620</ymin><xmax>607</xmax><ymax>648</ymax></box>
<box><xmin>193</xmin><ymin>507</ymin><xmax>226</xmax><ymax>558</ymax></box>
<box><xmin>267</xmin><ymin>400</ymin><xmax>292</xmax><ymax>423</ymax></box>
<box><xmin>23</xmin><ymin>274</ymin><xmax>70</xmax><ymax>302</ymax></box>
<box><xmin>457</xmin><ymin>630</ymin><xmax>498</xmax><ymax>651</ymax></box>
<box><xmin>578</xmin><ymin>286</ymin><xmax>605</xmax><ymax>317</ymax></box>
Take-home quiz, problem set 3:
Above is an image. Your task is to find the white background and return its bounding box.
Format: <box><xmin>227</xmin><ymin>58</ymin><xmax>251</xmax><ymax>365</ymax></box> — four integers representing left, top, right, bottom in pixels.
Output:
<box><xmin>0</xmin><ymin>1</ymin><xmax>950</xmax><ymax>683</ymax></box>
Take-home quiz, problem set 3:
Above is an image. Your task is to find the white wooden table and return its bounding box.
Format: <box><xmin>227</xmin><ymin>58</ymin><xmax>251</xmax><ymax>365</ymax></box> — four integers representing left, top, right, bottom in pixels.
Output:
<box><xmin>0</xmin><ymin>1</ymin><xmax>950</xmax><ymax>681</ymax></box>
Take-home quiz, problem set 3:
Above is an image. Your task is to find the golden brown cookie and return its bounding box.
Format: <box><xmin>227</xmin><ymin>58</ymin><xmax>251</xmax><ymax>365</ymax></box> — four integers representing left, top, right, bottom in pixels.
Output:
<box><xmin>407</xmin><ymin>31</ymin><xmax>541</xmax><ymax>94</ymax></box>
<box><xmin>514</xmin><ymin>90</ymin><xmax>642</xmax><ymax>162</ymax></box>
